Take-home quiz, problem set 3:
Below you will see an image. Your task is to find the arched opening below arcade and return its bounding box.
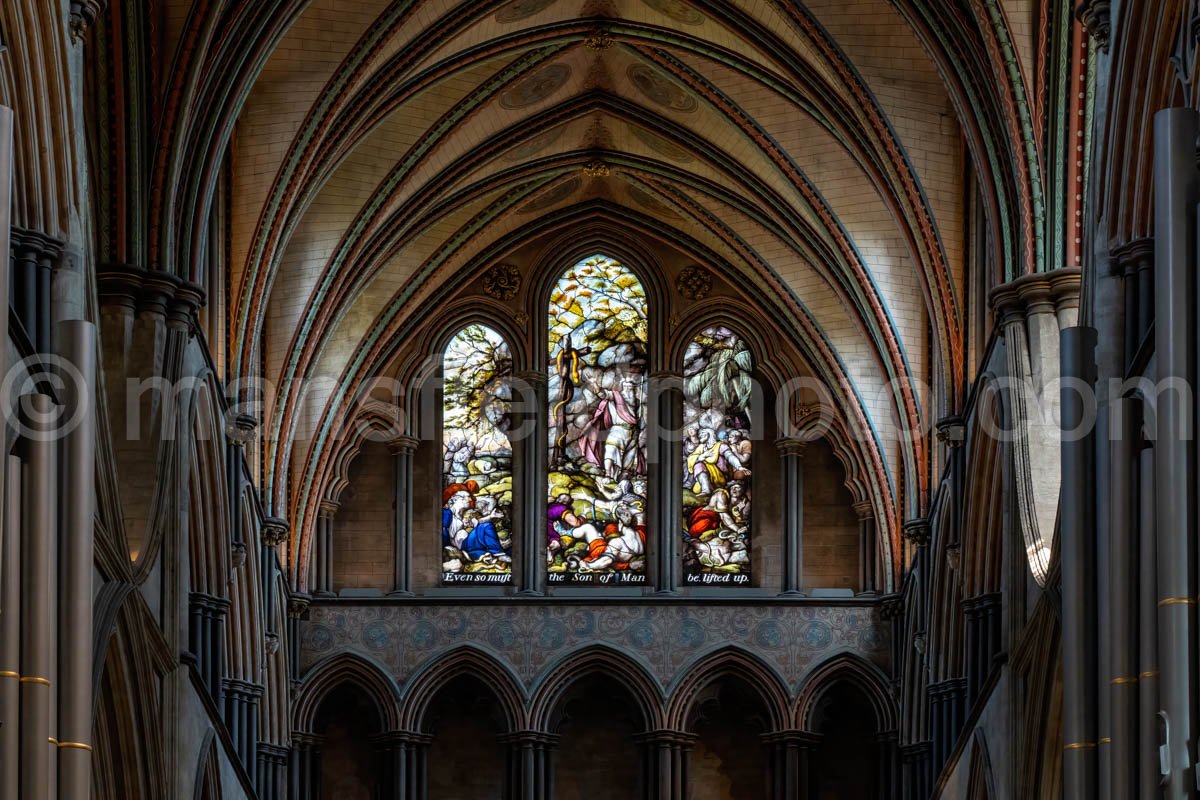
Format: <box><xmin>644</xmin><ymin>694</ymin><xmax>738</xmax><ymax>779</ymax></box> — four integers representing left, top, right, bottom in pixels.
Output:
<box><xmin>550</xmin><ymin>673</ymin><xmax>648</xmax><ymax>800</ymax></box>
<box><xmin>426</xmin><ymin>675</ymin><xmax>509</xmax><ymax>800</ymax></box>
<box><xmin>809</xmin><ymin>682</ymin><xmax>880</xmax><ymax>800</ymax></box>
<box><xmin>315</xmin><ymin>684</ymin><xmax>385</xmax><ymax>798</ymax></box>
<box><xmin>687</xmin><ymin>679</ymin><xmax>772</xmax><ymax>800</ymax></box>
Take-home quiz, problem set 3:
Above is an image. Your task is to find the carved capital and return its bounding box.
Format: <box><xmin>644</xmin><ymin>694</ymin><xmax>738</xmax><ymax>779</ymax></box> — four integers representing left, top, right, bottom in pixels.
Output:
<box><xmin>853</xmin><ymin>500</ymin><xmax>875</xmax><ymax>521</ymax></box>
<box><xmin>935</xmin><ymin>415</ymin><xmax>966</xmax><ymax>447</ymax></box>
<box><xmin>902</xmin><ymin>517</ymin><xmax>931</xmax><ymax>548</ymax></box>
<box><xmin>318</xmin><ymin>500</ymin><xmax>340</xmax><ymax>520</ymax></box>
<box><xmin>262</xmin><ymin>516</ymin><xmax>290</xmax><ymax>547</ymax></box>
<box><xmin>97</xmin><ymin>265</ymin><xmax>206</xmax><ymax>333</ymax></box>
<box><xmin>69</xmin><ymin>0</ymin><xmax>107</xmax><ymax>42</ymax></box>
<box><xmin>287</xmin><ymin>594</ymin><xmax>312</xmax><ymax>618</ymax></box>
<box><xmin>634</xmin><ymin>730</ymin><xmax>698</xmax><ymax>749</ymax></box>
<box><xmin>988</xmin><ymin>266</ymin><xmax>1081</xmax><ymax>324</ymax></box>
<box><xmin>775</xmin><ymin>437</ymin><xmax>808</xmax><ymax>459</ymax></box>
<box><xmin>761</xmin><ymin>730</ymin><xmax>823</xmax><ymax>749</ymax></box>
<box><xmin>1111</xmin><ymin>236</ymin><xmax>1154</xmax><ymax>276</ymax></box>
<box><xmin>387</xmin><ymin>435</ymin><xmax>421</xmax><ymax>456</ymax></box>
<box><xmin>879</xmin><ymin>595</ymin><xmax>905</xmax><ymax>621</ymax></box>
<box><xmin>1075</xmin><ymin>0</ymin><xmax>1111</xmax><ymax>51</ymax></box>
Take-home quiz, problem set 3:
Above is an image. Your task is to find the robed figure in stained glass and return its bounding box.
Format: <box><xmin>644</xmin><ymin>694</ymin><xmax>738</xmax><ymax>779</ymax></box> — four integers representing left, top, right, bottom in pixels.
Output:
<box><xmin>682</xmin><ymin>326</ymin><xmax>754</xmax><ymax>584</ymax></box>
<box><xmin>547</xmin><ymin>255</ymin><xmax>649</xmax><ymax>584</ymax></box>
<box><xmin>441</xmin><ymin>325</ymin><xmax>514</xmax><ymax>584</ymax></box>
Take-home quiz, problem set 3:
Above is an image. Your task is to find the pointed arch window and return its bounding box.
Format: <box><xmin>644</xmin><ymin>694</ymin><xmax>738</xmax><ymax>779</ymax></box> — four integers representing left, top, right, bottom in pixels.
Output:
<box><xmin>681</xmin><ymin>326</ymin><xmax>754</xmax><ymax>584</ymax></box>
<box><xmin>546</xmin><ymin>255</ymin><xmax>649</xmax><ymax>585</ymax></box>
<box><xmin>441</xmin><ymin>325</ymin><xmax>514</xmax><ymax>585</ymax></box>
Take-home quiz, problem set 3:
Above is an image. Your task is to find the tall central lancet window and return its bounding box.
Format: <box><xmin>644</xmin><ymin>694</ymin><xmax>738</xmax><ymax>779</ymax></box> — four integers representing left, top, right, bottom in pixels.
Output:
<box><xmin>547</xmin><ymin>255</ymin><xmax>649</xmax><ymax>585</ymax></box>
<box><xmin>682</xmin><ymin>326</ymin><xmax>754</xmax><ymax>584</ymax></box>
<box><xmin>441</xmin><ymin>325</ymin><xmax>514</xmax><ymax>585</ymax></box>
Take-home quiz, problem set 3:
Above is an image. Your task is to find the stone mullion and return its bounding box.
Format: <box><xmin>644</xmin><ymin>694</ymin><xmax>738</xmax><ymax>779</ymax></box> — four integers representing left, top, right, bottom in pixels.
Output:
<box><xmin>514</xmin><ymin>372</ymin><xmax>548</xmax><ymax>596</ymax></box>
<box><xmin>777</xmin><ymin>438</ymin><xmax>807</xmax><ymax>596</ymax></box>
<box><xmin>389</xmin><ymin>436</ymin><xmax>420</xmax><ymax>596</ymax></box>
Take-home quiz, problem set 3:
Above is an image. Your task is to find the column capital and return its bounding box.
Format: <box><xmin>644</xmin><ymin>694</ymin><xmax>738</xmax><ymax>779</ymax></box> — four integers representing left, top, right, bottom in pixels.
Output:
<box><xmin>775</xmin><ymin>437</ymin><xmax>809</xmax><ymax>458</ymax></box>
<box><xmin>1111</xmin><ymin>236</ymin><xmax>1153</xmax><ymax>274</ymax></box>
<box><xmin>902</xmin><ymin>517</ymin><xmax>930</xmax><ymax>548</ymax></box>
<box><xmin>853</xmin><ymin>500</ymin><xmax>875</xmax><ymax>521</ymax></box>
<box><xmin>879</xmin><ymin>594</ymin><xmax>905</xmax><ymax>620</ymax></box>
<box><xmin>386</xmin><ymin>435</ymin><xmax>421</xmax><ymax>456</ymax></box>
<box><xmin>262</xmin><ymin>516</ymin><xmax>290</xmax><ymax>547</ymax></box>
<box><xmin>935</xmin><ymin>415</ymin><xmax>966</xmax><ymax>447</ymax></box>
<box><xmin>634</xmin><ymin>729</ymin><xmax>697</xmax><ymax>748</ymax></box>
<box><xmin>1075</xmin><ymin>0</ymin><xmax>1111</xmax><ymax>51</ymax></box>
<box><xmin>287</xmin><ymin>593</ymin><xmax>311</xmax><ymax>618</ymax></box>
<box><xmin>228</xmin><ymin>413</ymin><xmax>258</xmax><ymax>446</ymax></box>
<box><xmin>498</xmin><ymin>730</ymin><xmax>561</xmax><ymax>748</ymax></box>
<box><xmin>290</xmin><ymin>731</ymin><xmax>321</xmax><ymax>748</ymax></box>
<box><xmin>318</xmin><ymin>500</ymin><xmax>340</xmax><ymax>520</ymax></box>
<box><xmin>373</xmin><ymin>730</ymin><xmax>434</xmax><ymax>749</ymax></box>
<box><xmin>761</xmin><ymin>729</ymin><xmax>823</xmax><ymax>748</ymax></box>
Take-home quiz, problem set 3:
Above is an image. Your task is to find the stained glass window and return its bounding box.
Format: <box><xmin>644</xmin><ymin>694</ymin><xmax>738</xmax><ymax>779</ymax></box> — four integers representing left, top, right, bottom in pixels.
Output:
<box><xmin>681</xmin><ymin>326</ymin><xmax>753</xmax><ymax>585</ymax></box>
<box><xmin>442</xmin><ymin>325</ymin><xmax>514</xmax><ymax>585</ymax></box>
<box><xmin>547</xmin><ymin>255</ymin><xmax>649</xmax><ymax>585</ymax></box>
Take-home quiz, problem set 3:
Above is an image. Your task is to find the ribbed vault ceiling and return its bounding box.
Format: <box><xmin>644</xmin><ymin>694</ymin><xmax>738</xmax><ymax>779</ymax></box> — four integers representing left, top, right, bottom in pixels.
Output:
<box><xmin>175</xmin><ymin>0</ymin><xmax>1043</xmax><ymax>574</ymax></box>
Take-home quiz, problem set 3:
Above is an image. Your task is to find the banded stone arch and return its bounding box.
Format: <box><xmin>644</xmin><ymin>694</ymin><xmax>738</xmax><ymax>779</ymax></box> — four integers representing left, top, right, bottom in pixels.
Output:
<box><xmin>665</xmin><ymin>645</ymin><xmax>791</xmax><ymax>733</ymax></box>
<box><xmin>399</xmin><ymin>645</ymin><xmax>527</xmax><ymax>734</ymax></box>
<box><xmin>527</xmin><ymin>644</ymin><xmax>665</xmax><ymax>733</ymax></box>
<box><xmin>293</xmin><ymin>652</ymin><xmax>402</xmax><ymax>735</ymax></box>
<box><xmin>793</xmin><ymin>651</ymin><xmax>897</xmax><ymax>734</ymax></box>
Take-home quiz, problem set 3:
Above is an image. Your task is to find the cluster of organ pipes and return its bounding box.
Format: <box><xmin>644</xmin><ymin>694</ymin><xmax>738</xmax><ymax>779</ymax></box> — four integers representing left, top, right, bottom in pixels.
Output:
<box><xmin>1060</xmin><ymin>106</ymin><xmax>1200</xmax><ymax>800</ymax></box>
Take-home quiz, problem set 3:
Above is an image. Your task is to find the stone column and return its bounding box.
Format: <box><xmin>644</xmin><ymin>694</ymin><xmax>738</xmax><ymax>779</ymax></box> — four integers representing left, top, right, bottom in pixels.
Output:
<box><xmin>312</xmin><ymin>501</ymin><xmax>338</xmax><ymax>597</ymax></box>
<box><xmin>375</xmin><ymin>730</ymin><xmax>433</xmax><ymax>799</ymax></box>
<box><xmin>902</xmin><ymin>519</ymin><xmax>930</xmax><ymax>624</ymax></box>
<box><xmin>256</xmin><ymin>743</ymin><xmax>289</xmax><ymax>800</ymax></box>
<box><xmin>188</xmin><ymin>593</ymin><xmax>229</xmax><ymax>702</ymax></box>
<box><xmin>513</xmin><ymin>371</ymin><xmax>548</xmax><ymax>596</ymax></box>
<box><xmin>20</xmin><ymin>394</ymin><xmax>58</xmax><ymax>800</ymax></box>
<box><xmin>650</xmin><ymin>372</ymin><xmax>683</xmax><ymax>594</ymax></box>
<box><xmin>763</xmin><ymin>730</ymin><xmax>821</xmax><ymax>800</ymax></box>
<box><xmin>389</xmin><ymin>436</ymin><xmax>420</xmax><ymax>596</ymax></box>
<box><xmin>638</xmin><ymin>730</ymin><xmax>694</xmax><ymax>800</ymax></box>
<box><xmin>777</xmin><ymin>438</ymin><xmax>807</xmax><ymax>596</ymax></box>
<box><xmin>288</xmin><ymin>732</ymin><xmax>320</xmax><ymax>800</ymax></box>
<box><xmin>503</xmin><ymin>731</ymin><xmax>558</xmax><ymax>800</ymax></box>
<box><xmin>55</xmin><ymin>320</ymin><xmax>96</xmax><ymax>800</ymax></box>
<box><xmin>872</xmin><ymin>730</ymin><xmax>899</xmax><ymax>800</ymax></box>
<box><xmin>286</xmin><ymin>595</ymin><xmax>310</xmax><ymax>685</ymax></box>
<box><xmin>227</xmin><ymin>413</ymin><xmax>256</xmax><ymax>556</ymax></box>
<box><xmin>854</xmin><ymin>501</ymin><xmax>878</xmax><ymax>595</ymax></box>
<box><xmin>1152</xmin><ymin>107</ymin><xmax>1198</xmax><ymax>800</ymax></box>
<box><xmin>261</xmin><ymin>518</ymin><xmax>289</xmax><ymax>635</ymax></box>
<box><xmin>223</xmin><ymin>679</ymin><xmax>263</xmax><ymax>769</ymax></box>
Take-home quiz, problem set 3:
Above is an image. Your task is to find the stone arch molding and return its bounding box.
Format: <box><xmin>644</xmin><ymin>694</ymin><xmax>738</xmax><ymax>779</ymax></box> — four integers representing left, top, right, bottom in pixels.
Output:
<box><xmin>988</xmin><ymin>268</ymin><xmax>1082</xmax><ymax>585</ymax></box>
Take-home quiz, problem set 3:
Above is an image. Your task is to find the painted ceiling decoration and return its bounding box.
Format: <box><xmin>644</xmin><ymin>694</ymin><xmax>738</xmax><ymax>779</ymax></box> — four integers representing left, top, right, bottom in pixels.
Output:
<box><xmin>90</xmin><ymin>0</ymin><xmax>1082</xmax><ymax>593</ymax></box>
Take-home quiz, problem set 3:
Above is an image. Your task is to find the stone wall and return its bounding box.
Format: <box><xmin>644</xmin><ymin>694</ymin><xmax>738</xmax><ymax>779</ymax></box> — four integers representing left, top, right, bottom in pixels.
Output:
<box><xmin>333</xmin><ymin>440</ymin><xmax>395</xmax><ymax>592</ymax></box>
